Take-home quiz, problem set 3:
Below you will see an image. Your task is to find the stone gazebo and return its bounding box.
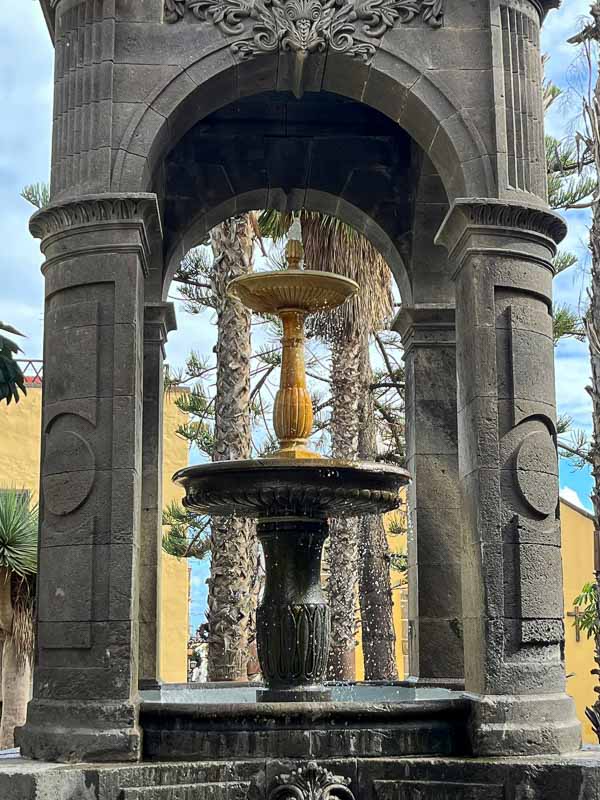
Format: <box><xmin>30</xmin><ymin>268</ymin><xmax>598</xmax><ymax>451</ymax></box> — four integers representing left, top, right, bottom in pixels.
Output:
<box><xmin>7</xmin><ymin>0</ymin><xmax>600</xmax><ymax>797</ymax></box>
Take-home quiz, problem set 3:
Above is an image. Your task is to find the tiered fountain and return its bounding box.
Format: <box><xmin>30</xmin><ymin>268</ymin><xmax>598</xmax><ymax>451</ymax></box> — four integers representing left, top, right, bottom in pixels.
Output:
<box><xmin>176</xmin><ymin>219</ymin><xmax>409</xmax><ymax>700</ymax></box>
<box><xmin>141</xmin><ymin>220</ymin><xmax>470</xmax><ymax>762</ymax></box>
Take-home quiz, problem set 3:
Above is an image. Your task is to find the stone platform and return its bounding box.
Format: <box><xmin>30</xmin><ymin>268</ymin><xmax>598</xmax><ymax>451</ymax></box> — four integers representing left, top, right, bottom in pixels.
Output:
<box><xmin>138</xmin><ymin>683</ymin><xmax>469</xmax><ymax>762</ymax></box>
<box><xmin>2</xmin><ymin>751</ymin><xmax>600</xmax><ymax>800</ymax></box>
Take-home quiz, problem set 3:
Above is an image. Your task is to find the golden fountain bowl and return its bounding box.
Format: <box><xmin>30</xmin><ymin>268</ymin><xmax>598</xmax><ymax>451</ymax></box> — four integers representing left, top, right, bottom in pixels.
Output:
<box><xmin>228</xmin><ymin>270</ymin><xmax>358</xmax><ymax>314</ymax></box>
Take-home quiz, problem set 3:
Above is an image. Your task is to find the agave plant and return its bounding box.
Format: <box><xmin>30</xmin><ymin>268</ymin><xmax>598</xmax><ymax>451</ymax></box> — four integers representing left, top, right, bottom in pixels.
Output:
<box><xmin>0</xmin><ymin>490</ymin><xmax>38</xmax><ymax>748</ymax></box>
<box><xmin>0</xmin><ymin>322</ymin><xmax>27</xmax><ymax>405</ymax></box>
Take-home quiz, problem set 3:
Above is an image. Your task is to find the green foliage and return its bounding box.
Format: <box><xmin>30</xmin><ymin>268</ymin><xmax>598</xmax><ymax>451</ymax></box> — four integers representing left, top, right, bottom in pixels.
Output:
<box><xmin>553</xmin><ymin>250</ymin><xmax>578</xmax><ymax>275</ymax></box>
<box><xmin>175</xmin><ymin>385</ymin><xmax>216</xmax><ymax>457</ymax></box>
<box><xmin>573</xmin><ymin>582</ymin><xmax>600</xmax><ymax>639</ymax></box>
<box><xmin>0</xmin><ymin>491</ymin><xmax>38</xmax><ymax>577</ymax></box>
<box><xmin>162</xmin><ymin>500</ymin><xmax>211</xmax><ymax>560</ymax></box>
<box><xmin>0</xmin><ymin>322</ymin><xmax>27</xmax><ymax>405</ymax></box>
<box><xmin>546</xmin><ymin>134</ymin><xmax>596</xmax><ymax>210</ymax></box>
<box><xmin>21</xmin><ymin>182</ymin><xmax>50</xmax><ymax>210</ymax></box>
<box><xmin>553</xmin><ymin>304</ymin><xmax>586</xmax><ymax>344</ymax></box>
<box><xmin>174</xmin><ymin>248</ymin><xmax>215</xmax><ymax>312</ymax></box>
<box><xmin>389</xmin><ymin>552</ymin><xmax>408</xmax><ymax>574</ymax></box>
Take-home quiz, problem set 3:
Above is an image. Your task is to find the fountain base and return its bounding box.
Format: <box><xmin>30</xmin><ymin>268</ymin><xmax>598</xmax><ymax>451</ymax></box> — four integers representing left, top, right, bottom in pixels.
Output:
<box><xmin>138</xmin><ymin>685</ymin><xmax>471</xmax><ymax>762</ymax></box>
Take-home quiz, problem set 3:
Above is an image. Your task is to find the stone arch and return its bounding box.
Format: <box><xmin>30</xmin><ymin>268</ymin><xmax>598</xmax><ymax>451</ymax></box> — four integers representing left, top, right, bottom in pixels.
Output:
<box><xmin>161</xmin><ymin>188</ymin><xmax>413</xmax><ymax>303</ymax></box>
<box><xmin>112</xmin><ymin>48</ymin><xmax>494</xmax><ymax>203</ymax></box>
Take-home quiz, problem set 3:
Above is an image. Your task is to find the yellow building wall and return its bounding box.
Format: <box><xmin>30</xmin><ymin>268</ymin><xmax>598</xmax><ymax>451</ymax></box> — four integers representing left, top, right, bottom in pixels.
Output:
<box><xmin>159</xmin><ymin>552</ymin><xmax>190</xmax><ymax>683</ymax></box>
<box><xmin>159</xmin><ymin>388</ymin><xmax>190</xmax><ymax>683</ymax></box>
<box><xmin>0</xmin><ymin>386</ymin><xmax>43</xmax><ymax>498</ymax></box>
<box><xmin>0</xmin><ymin>385</ymin><xmax>190</xmax><ymax>683</ymax></box>
<box><xmin>561</xmin><ymin>498</ymin><xmax>597</xmax><ymax>745</ymax></box>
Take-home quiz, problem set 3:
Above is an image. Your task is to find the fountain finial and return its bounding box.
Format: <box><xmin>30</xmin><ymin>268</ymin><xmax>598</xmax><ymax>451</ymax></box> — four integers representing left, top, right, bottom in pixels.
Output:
<box><xmin>285</xmin><ymin>214</ymin><xmax>304</xmax><ymax>270</ymax></box>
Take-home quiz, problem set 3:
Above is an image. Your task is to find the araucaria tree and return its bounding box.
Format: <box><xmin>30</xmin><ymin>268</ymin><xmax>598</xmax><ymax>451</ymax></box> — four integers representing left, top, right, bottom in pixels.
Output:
<box><xmin>173</xmin><ymin>215</ymin><xmax>257</xmax><ymax>681</ymax></box>
<box><xmin>0</xmin><ymin>491</ymin><xmax>37</xmax><ymax>748</ymax></box>
<box><xmin>568</xmin><ymin>6</ymin><xmax>600</xmax><ymax>740</ymax></box>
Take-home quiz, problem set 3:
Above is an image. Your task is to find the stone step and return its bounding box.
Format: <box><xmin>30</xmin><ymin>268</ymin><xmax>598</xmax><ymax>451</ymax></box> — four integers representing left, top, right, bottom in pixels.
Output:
<box><xmin>120</xmin><ymin>782</ymin><xmax>250</xmax><ymax>800</ymax></box>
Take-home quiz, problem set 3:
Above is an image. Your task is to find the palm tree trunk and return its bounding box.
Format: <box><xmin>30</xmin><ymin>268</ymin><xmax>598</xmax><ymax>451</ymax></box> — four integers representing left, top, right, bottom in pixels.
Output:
<box><xmin>0</xmin><ymin>566</ymin><xmax>30</xmax><ymax>748</ymax></box>
<box><xmin>0</xmin><ymin>636</ymin><xmax>30</xmax><ymax>748</ymax></box>
<box><xmin>207</xmin><ymin>215</ymin><xmax>256</xmax><ymax>681</ymax></box>
<box><xmin>357</xmin><ymin>347</ymin><xmax>398</xmax><ymax>681</ymax></box>
<box><xmin>327</xmin><ymin>333</ymin><xmax>362</xmax><ymax>679</ymax></box>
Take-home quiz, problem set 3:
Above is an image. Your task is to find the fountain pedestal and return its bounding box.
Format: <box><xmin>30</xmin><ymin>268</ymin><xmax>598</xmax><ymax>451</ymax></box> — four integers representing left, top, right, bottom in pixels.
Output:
<box><xmin>257</xmin><ymin>518</ymin><xmax>330</xmax><ymax>701</ymax></box>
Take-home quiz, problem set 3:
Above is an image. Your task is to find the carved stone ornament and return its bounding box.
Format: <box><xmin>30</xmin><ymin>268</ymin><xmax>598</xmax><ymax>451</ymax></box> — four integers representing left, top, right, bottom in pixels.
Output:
<box><xmin>268</xmin><ymin>761</ymin><xmax>356</xmax><ymax>800</ymax></box>
<box><xmin>165</xmin><ymin>0</ymin><xmax>445</xmax><ymax>62</ymax></box>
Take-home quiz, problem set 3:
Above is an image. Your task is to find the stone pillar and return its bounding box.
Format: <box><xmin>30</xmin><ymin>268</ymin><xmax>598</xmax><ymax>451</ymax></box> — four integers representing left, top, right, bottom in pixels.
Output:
<box><xmin>436</xmin><ymin>199</ymin><xmax>581</xmax><ymax>756</ymax></box>
<box><xmin>394</xmin><ymin>305</ymin><xmax>463</xmax><ymax>688</ymax></box>
<box><xmin>17</xmin><ymin>193</ymin><xmax>161</xmax><ymax>763</ymax></box>
<box><xmin>139</xmin><ymin>302</ymin><xmax>177</xmax><ymax>691</ymax></box>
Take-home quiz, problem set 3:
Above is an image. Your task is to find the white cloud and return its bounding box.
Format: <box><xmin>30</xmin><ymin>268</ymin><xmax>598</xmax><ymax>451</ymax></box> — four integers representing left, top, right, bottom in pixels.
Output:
<box><xmin>561</xmin><ymin>486</ymin><xmax>588</xmax><ymax>511</ymax></box>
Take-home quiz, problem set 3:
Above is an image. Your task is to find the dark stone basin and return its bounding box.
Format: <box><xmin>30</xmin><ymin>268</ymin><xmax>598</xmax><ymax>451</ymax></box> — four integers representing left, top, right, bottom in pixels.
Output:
<box><xmin>140</xmin><ymin>683</ymin><xmax>471</xmax><ymax>761</ymax></box>
<box><xmin>174</xmin><ymin>459</ymin><xmax>411</xmax><ymax>699</ymax></box>
<box><xmin>173</xmin><ymin>458</ymin><xmax>410</xmax><ymax>518</ymax></box>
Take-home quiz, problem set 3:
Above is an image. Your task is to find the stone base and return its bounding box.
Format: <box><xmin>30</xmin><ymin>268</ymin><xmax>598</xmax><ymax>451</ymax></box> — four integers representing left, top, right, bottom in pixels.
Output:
<box><xmin>140</xmin><ymin>698</ymin><xmax>470</xmax><ymax>761</ymax></box>
<box><xmin>469</xmin><ymin>692</ymin><xmax>582</xmax><ymax>756</ymax></box>
<box><xmin>16</xmin><ymin>700</ymin><xmax>141</xmax><ymax>763</ymax></box>
<box><xmin>2</xmin><ymin>751</ymin><xmax>600</xmax><ymax>799</ymax></box>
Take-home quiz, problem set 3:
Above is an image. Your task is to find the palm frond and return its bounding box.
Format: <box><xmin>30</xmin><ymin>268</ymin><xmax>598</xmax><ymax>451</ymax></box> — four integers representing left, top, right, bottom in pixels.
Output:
<box><xmin>0</xmin><ymin>323</ymin><xmax>27</xmax><ymax>405</ymax></box>
<box><xmin>258</xmin><ymin>211</ymin><xmax>393</xmax><ymax>341</ymax></box>
<box><xmin>0</xmin><ymin>491</ymin><xmax>38</xmax><ymax>577</ymax></box>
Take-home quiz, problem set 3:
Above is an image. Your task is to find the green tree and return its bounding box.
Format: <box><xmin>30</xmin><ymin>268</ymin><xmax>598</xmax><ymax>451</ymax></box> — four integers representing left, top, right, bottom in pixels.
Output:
<box><xmin>567</xmin><ymin>8</ymin><xmax>600</xmax><ymax>740</ymax></box>
<box><xmin>0</xmin><ymin>324</ymin><xmax>27</xmax><ymax>406</ymax></box>
<box><xmin>0</xmin><ymin>491</ymin><xmax>37</xmax><ymax>748</ymax></box>
<box><xmin>171</xmin><ymin>216</ymin><xmax>258</xmax><ymax>681</ymax></box>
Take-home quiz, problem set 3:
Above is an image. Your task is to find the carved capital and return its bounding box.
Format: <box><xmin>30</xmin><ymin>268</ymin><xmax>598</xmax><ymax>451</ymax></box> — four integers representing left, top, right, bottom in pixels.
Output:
<box><xmin>165</xmin><ymin>0</ymin><xmax>445</xmax><ymax>65</ymax></box>
<box><xmin>435</xmin><ymin>199</ymin><xmax>566</xmax><ymax>276</ymax></box>
<box><xmin>393</xmin><ymin>303</ymin><xmax>455</xmax><ymax>350</ymax></box>
<box><xmin>30</xmin><ymin>193</ymin><xmax>161</xmax><ymax>241</ymax></box>
<box><xmin>30</xmin><ymin>194</ymin><xmax>162</xmax><ymax>278</ymax></box>
<box><xmin>268</xmin><ymin>762</ymin><xmax>355</xmax><ymax>800</ymax></box>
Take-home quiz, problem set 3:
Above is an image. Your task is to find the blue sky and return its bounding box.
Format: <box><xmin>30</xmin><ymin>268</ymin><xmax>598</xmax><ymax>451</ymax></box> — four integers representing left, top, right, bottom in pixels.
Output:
<box><xmin>0</xmin><ymin>2</ymin><xmax>596</xmax><ymax>630</ymax></box>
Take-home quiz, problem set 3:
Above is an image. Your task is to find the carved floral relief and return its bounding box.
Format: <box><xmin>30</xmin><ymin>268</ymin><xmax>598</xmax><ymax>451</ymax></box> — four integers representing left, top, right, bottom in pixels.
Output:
<box><xmin>268</xmin><ymin>762</ymin><xmax>356</xmax><ymax>800</ymax></box>
<box><xmin>165</xmin><ymin>0</ymin><xmax>445</xmax><ymax>63</ymax></box>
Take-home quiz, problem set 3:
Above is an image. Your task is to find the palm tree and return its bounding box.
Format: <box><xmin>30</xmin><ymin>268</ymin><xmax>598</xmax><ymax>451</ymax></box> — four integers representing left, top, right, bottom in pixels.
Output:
<box><xmin>0</xmin><ymin>491</ymin><xmax>37</xmax><ymax>748</ymax></box>
<box><xmin>207</xmin><ymin>216</ymin><xmax>256</xmax><ymax>681</ymax></box>
<box><xmin>0</xmin><ymin>323</ymin><xmax>27</xmax><ymax>406</ymax></box>
<box><xmin>259</xmin><ymin>211</ymin><xmax>394</xmax><ymax>679</ymax></box>
<box><xmin>357</xmin><ymin>350</ymin><xmax>398</xmax><ymax>680</ymax></box>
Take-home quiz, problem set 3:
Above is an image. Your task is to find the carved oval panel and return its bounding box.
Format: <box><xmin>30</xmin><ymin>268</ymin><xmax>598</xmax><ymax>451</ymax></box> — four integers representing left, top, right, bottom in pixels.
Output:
<box><xmin>515</xmin><ymin>429</ymin><xmax>558</xmax><ymax>516</ymax></box>
<box><xmin>43</xmin><ymin>429</ymin><xmax>95</xmax><ymax>516</ymax></box>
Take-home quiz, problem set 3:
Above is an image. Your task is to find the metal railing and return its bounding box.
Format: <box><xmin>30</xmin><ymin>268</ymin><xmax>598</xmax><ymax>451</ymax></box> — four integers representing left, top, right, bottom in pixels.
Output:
<box><xmin>16</xmin><ymin>359</ymin><xmax>43</xmax><ymax>385</ymax></box>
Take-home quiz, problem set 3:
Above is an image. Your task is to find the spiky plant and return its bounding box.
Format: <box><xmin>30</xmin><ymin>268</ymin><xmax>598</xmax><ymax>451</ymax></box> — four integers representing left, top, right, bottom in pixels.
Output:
<box><xmin>0</xmin><ymin>323</ymin><xmax>27</xmax><ymax>406</ymax></box>
<box><xmin>0</xmin><ymin>490</ymin><xmax>38</xmax><ymax>748</ymax></box>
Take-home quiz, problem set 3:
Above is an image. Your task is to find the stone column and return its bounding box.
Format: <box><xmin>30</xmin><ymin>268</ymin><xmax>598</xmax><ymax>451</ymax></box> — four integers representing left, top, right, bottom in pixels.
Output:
<box><xmin>139</xmin><ymin>302</ymin><xmax>177</xmax><ymax>691</ymax></box>
<box><xmin>436</xmin><ymin>199</ymin><xmax>581</xmax><ymax>756</ymax></box>
<box><xmin>17</xmin><ymin>193</ymin><xmax>161</xmax><ymax>763</ymax></box>
<box><xmin>394</xmin><ymin>305</ymin><xmax>463</xmax><ymax>688</ymax></box>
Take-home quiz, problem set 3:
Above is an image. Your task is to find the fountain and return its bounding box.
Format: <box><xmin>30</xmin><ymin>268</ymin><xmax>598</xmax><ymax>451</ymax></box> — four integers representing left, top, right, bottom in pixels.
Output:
<box><xmin>174</xmin><ymin>218</ymin><xmax>410</xmax><ymax>701</ymax></box>
<box><xmin>141</xmin><ymin>220</ymin><xmax>470</xmax><ymax>764</ymax></box>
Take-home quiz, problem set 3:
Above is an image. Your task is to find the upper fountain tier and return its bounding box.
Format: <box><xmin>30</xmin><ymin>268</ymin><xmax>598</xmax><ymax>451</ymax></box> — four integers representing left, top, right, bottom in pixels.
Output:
<box><xmin>228</xmin><ymin>269</ymin><xmax>358</xmax><ymax>315</ymax></box>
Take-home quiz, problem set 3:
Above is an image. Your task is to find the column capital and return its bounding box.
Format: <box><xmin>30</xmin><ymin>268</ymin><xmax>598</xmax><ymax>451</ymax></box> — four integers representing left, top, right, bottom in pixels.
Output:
<box><xmin>392</xmin><ymin>304</ymin><xmax>455</xmax><ymax>351</ymax></box>
<box><xmin>144</xmin><ymin>302</ymin><xmax>178</xmax><ymax>355</ymax></box>
<box><xmin>30</xmin><ymin>193</ymin><xmax>162</xmax><ymax>278</ymax></box>
<box><xmin>435</xmin><ymin>199</ymin><xmax>566</xmax><ymax>277</ymax></box>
